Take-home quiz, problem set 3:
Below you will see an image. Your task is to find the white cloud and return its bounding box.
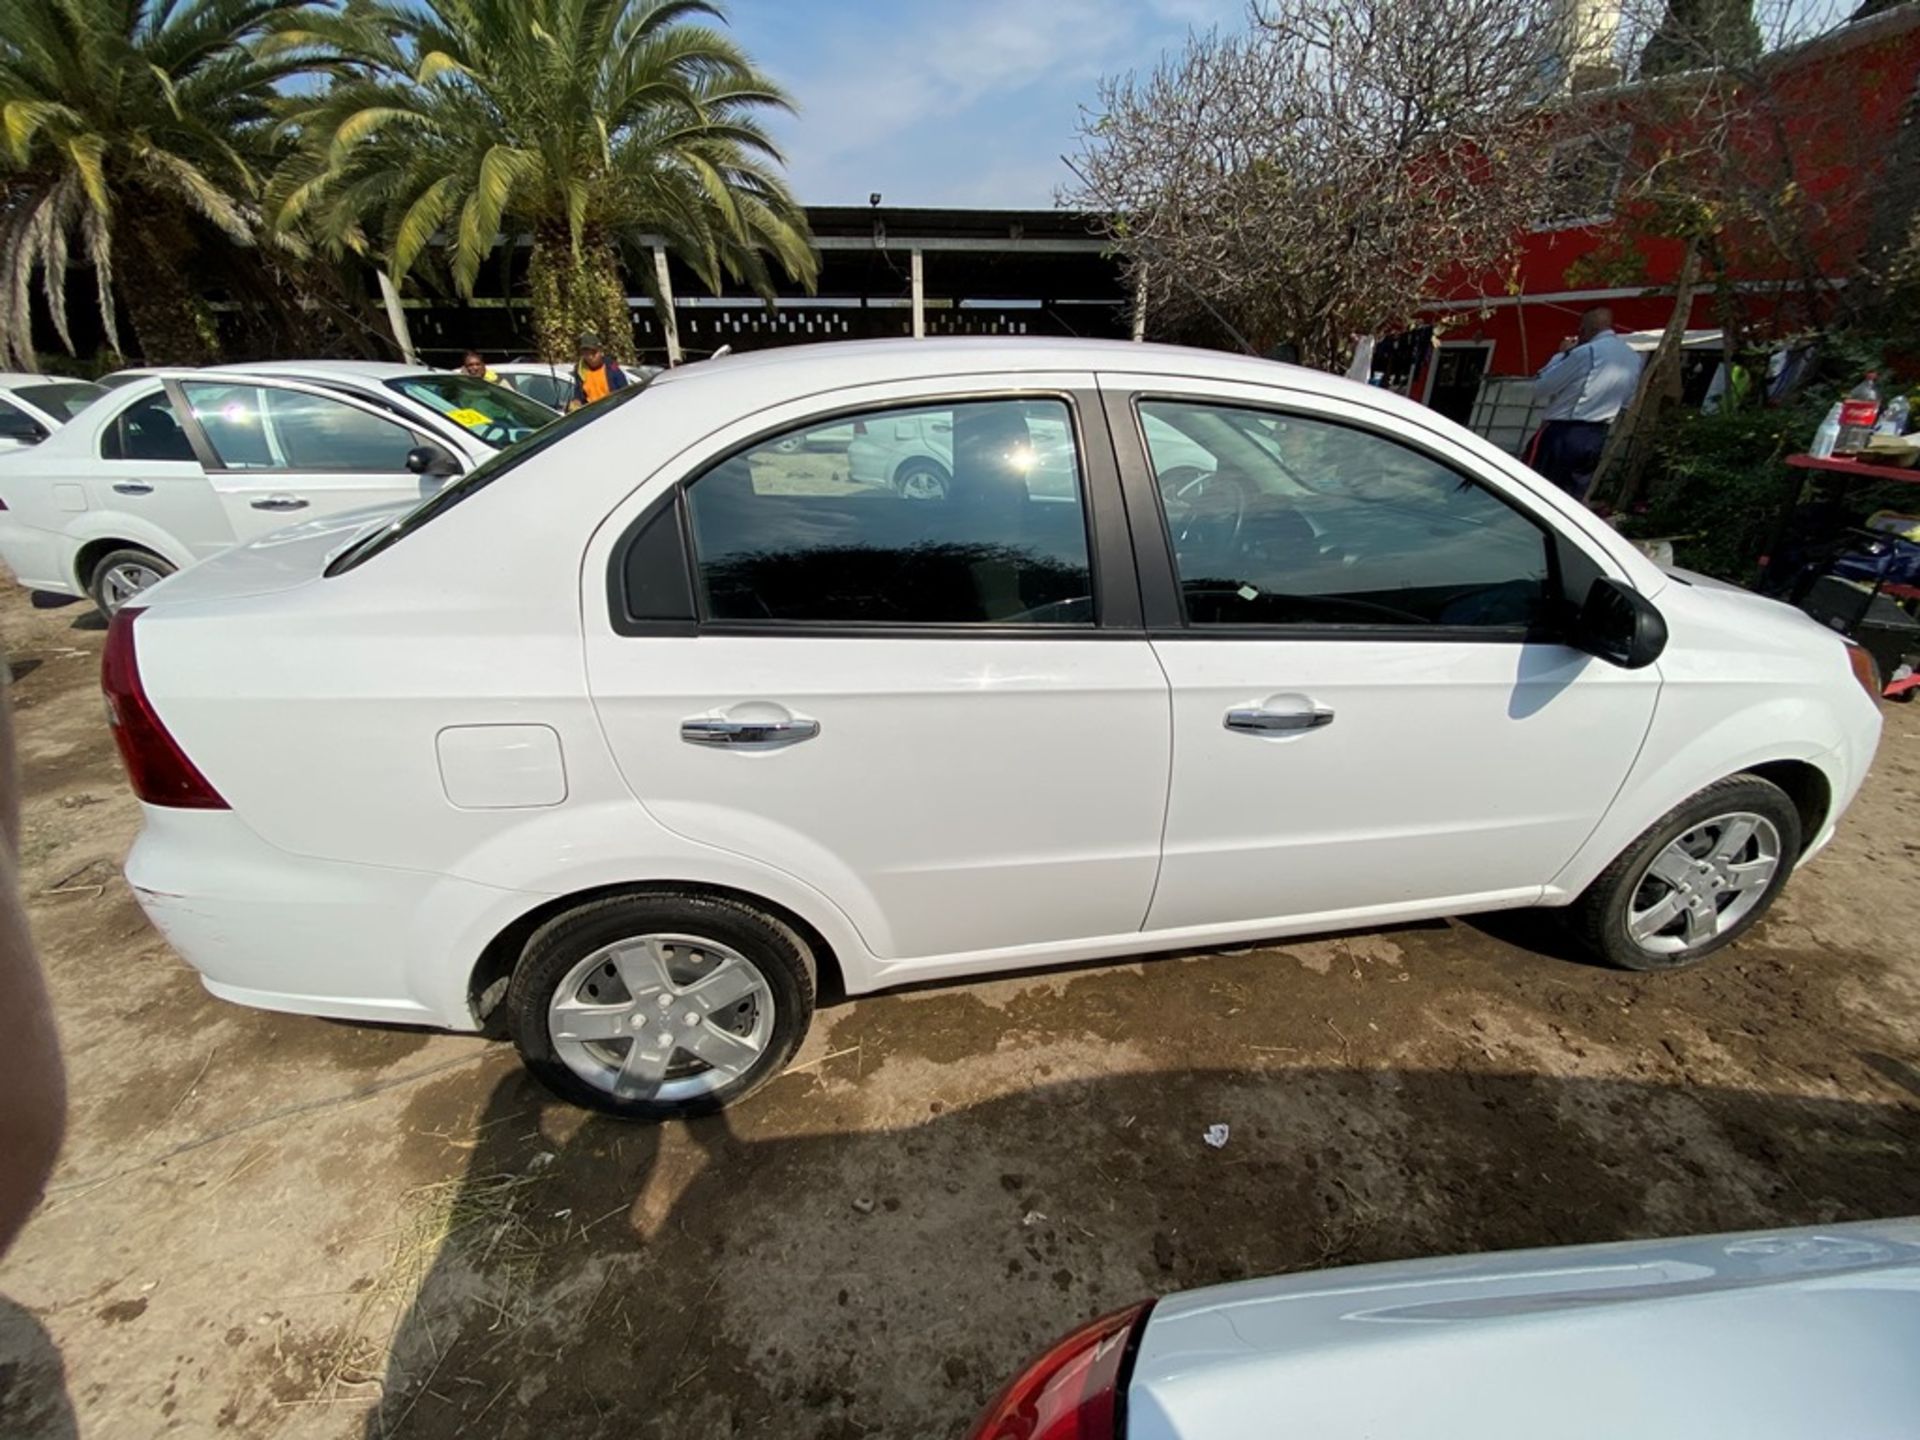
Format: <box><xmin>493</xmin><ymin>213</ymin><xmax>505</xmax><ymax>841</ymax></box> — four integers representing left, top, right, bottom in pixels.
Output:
<box><xmin>744</xmin><ymin>0</ymin><xmax>1242</xmax><ymax>205</ymax></box>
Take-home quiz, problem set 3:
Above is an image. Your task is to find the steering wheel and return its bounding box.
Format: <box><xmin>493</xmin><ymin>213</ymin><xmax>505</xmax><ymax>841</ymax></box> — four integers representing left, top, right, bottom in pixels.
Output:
<box><xmin>1165</xmin><ymin>466</ymin><xmax>1256</xmax><ymax>554</ymax></box>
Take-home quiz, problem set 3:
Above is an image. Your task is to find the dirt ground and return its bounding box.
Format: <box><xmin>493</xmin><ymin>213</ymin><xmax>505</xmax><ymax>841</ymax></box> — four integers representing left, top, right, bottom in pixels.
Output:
<box><xmin>0</xmin><ymin>580</ymin><xmax>1917</xmax><ymax>1440</ymax></box>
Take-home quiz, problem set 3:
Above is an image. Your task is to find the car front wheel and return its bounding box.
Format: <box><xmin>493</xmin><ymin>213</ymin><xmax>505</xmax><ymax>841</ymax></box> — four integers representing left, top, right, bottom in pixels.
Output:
<box><xmin>505</xmin><ymin>892</ymin><xmax>815</xmax><ymax>1119</ymax></box>
<box><xmin>1570</xmin><ymin>775</ymin><xmax>1803</xmax><ymax>971</ymax></box>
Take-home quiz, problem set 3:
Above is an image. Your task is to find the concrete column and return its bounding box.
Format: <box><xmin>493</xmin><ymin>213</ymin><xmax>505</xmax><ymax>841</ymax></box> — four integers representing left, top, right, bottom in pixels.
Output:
<box><xmin>911</xmin><ymin>248</ymin><xmax>925</xmax><ymax>338</ymax></box>
<box><xmin>652</xmin><ymin>245</ymin><xmax>682</xmax><ymax>365</ymax></box>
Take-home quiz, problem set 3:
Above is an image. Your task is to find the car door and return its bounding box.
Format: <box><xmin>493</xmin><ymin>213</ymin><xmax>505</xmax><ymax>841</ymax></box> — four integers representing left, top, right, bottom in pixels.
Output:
<box><xmin>1099</xmin><ymin>375</ymin><xmax>1661</xmax><ymax>933</ymax></box>
<box><xmin>174</xmin><ymin>377</ymin><xmax>444</xmax><ymax>540</ymax></box>
<box><xmin>71</xmin><ymin>384</ymin><xmax>232</xmax><ymax>562</ymax></box>
<box><xmin>583</xmin><ymin>379</ymin><xmax>1172</xmax><ymax>968</ymax></box>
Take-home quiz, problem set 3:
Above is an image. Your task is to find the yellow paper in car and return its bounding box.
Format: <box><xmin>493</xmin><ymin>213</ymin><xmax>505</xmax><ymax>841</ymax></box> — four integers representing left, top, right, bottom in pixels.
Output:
<box><xmin>447</xmin><ymin>407</ymin><xmax>492</xmax><ymax>428</ymax></box>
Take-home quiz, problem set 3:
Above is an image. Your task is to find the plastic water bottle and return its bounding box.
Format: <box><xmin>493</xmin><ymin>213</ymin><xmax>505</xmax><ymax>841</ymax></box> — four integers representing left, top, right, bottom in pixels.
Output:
<box><xmin>1835</xmin><ymin>372</ymin><xmax>1882</xmax><ymax>454</ymax></box>
<box><xmin>1876</xmin><ymin>394</ymin><xmax>1910</xmax><ymax>437</ymax></box>
<box><xmin>1811</xmin><ymin>402</ymin><xmax>1842</xmax><ymax>458</ymax></box>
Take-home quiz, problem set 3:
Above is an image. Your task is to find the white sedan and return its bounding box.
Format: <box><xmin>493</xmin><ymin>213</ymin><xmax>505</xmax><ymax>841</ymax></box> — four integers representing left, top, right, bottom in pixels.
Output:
<box><xmin>0</xmin><ymin>359</ymin><xmax>555</xmax><ymax>614</ymax></box>
<box><xmin>0</xmin><ymin>372</ymin><xmax>107</xmax><ymax>450</ymax></box>
<box><xmin>108</xmin><ymin>338</ymin><xmax>1880</xmax><ymax>1119</ymax></box>
<box><xmin>970</xmin><ymin>1220</ymin><xmax>1920</xmax><ymax>1440</ymax></box>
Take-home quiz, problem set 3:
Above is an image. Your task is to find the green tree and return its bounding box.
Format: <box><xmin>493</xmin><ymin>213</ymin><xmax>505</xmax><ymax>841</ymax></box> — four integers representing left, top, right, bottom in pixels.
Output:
<box><xmin>0</xmin><ymin>0</ymin><xmax>322</xmax><ymax>367</ymax></box>
<box><xmin>275</xmin><ymin>0</ymin><xmax>816</xmax><ymax>362</ymax></box>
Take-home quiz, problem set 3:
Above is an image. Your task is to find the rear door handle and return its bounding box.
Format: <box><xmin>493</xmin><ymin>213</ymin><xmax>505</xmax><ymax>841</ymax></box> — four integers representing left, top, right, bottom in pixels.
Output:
<box><xmin>112</xmin><ymin>481</ymin><xmax>153</xmax><ymax>496</ymax></box>
<box><xmin>681</xmin><ymin>716</ymin><xmax>821</xmax><ymax>748</ymax></box>
<box><xmin>250</xmin><ymin>495</ymin><xmax>310</xmax><ymax>512</ymax></box>
<box><xmin>1225</xmin><ymin>706</ymin><xmax>1335</xmax><ymax>733</ymax></box>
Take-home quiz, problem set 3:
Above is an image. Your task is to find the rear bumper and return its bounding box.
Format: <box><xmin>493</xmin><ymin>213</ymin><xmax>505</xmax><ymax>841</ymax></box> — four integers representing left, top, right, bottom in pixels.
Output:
<box><xmin>126</xmin><ymin>807</ymin><xmax>535</xmax><ymax>1031</ymax></box>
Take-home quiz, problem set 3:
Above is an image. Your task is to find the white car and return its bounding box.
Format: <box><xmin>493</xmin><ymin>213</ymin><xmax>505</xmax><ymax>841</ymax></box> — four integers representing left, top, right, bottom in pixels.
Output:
<box><xmin>845</xmin><ymin>404</ymin><xmax>1213</xmax><ymax>499</ymax></box>
<box><xmin>970</xmin><ymin>1220</ymin><xmax>1920</xmax><ymax>1440</ymax></box>
<box><xmin>108</xmin><ymin>338</ymin><xmax>1881</xmax><ymax>1119</ymax></box>
<box><xmin>483</xmin><ymin>359</ymin><xmax>660</xmax><ymax>410</ymax></box>
<box><xmin>0</xmin><ymin>360</ymin><xmax>555</xmax><ymax>614</ymax></box>
<box><xmin>0</xmin><ymin>372</ymin><xmax>107</xmax><ymax>450</ymax></box>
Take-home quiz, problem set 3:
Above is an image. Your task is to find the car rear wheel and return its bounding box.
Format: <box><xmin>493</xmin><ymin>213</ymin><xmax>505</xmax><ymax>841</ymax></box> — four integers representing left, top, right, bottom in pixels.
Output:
<box><xmin>87</xmin><ymin>547</ymin><xmax>174</xmax><ymax>618</ymax></box>
<box><xmin>505</xmin><ymin>892</ymin><xmax>815</xmax><ymax>1119</ymax></box>
<box><xmin>893</xmin><ymin>459</ymin><xmax>949</xmax><ymax>501</ymax></box>
<box><xmin>1570</xmin><ymin>775</ymin><xmax>1802</xmax><ymax>971</ymax></box>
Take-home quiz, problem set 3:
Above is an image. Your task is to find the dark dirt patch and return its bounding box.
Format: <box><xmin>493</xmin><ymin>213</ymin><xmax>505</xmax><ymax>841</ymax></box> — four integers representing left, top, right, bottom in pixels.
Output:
<box><xmin>95</xmin><ymin>1298</ymin><xmax>147</xmax><ymax>1327</ymax></box>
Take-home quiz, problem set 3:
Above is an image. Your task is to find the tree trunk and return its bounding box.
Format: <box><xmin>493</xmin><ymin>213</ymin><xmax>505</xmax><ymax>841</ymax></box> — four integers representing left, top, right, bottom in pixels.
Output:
<box><xmin>1594</xmin><ymin>236</ymin><xmax>1702</xmax><ymax>511</ymax></box>
<box><xmin>112</xmin><ymin>212</ymin><xmax>221</xmax><ymax>365</ymax></box>
<box><xmin>528</xmin><ymin>226</ymin><xmax>634</xmax><ymax>364</ymax></box>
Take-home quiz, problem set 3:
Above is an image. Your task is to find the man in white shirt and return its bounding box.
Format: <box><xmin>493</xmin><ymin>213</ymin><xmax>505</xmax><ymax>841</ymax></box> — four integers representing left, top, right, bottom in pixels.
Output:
<box><xmin>1529</xmin><ymin>306</ymin><xmax>1644</xmax><ymax>499</ymax></box>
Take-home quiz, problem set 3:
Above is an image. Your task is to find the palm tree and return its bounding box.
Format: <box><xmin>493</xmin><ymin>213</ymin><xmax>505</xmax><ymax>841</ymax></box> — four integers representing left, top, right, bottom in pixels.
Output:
<box><xmin>275</xmin><ymin>0</ymin><xmax>817</xmax><ymax>363</ymax></box>
<box><xmin>0</xmin><ymin>0</ymin><xmax>323</xmax><ymax>367</ymax></box>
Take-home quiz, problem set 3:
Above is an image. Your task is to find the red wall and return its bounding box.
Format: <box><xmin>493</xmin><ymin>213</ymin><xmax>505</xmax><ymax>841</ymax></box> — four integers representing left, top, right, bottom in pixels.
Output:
<box><xmin>1415</xmin><ymin>7</ymin><xmax>1920</xmax><ymax>382</ymax></box>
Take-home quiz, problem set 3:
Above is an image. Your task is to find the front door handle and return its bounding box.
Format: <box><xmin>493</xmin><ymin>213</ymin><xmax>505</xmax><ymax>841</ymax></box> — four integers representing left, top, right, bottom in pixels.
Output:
<box><xmin>1225</xmin><ymin>705</ymin><xmax>1335</xmax><ymax>734</ymax></box>
<box><xmin>250</xmin><ymin>494</ymin><xmax>310</xmax><ymax>512</ymax></box>
<box><xmin>112</xmin><ymin>481</ymin><xmax>154</xmax><ymax>496</ymax></box>
<box><xmin>681</xmin><ymin>716</ymin><xmax>821</xmax><ymax>748</ymax></box>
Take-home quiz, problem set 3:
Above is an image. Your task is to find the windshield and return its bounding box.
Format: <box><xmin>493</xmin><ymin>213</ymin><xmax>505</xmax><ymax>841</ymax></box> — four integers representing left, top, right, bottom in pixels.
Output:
<box><xmin>329</xmin><ymin>380</ymin><xmax>649</xmax><ymax>576</ymax></box>
<box><xmin>384</xmin><ymin>374</ymin><xmax>556</xmax><ymax>449</ymax></box>
<box><xmin>14</xmin><ymin>381</ymin><xmax>106</xmax><ymax>420</ymax></box>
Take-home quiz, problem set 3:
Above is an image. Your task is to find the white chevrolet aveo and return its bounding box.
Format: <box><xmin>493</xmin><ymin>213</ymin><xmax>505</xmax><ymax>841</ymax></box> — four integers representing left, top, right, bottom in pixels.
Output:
<box><xmin>105</xmin><ymin>339</ymin><xmax>1882</xmax><ymax>1119</ymax></box>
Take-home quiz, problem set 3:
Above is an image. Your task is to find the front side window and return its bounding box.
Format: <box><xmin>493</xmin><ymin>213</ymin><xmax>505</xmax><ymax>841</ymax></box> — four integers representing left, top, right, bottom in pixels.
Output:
<box><xmin>1139</xmin><ymin>400</ymin><xmax>1552</xmax><ymax>631</ymax></box>
<box><xmin>682</xmin><ymin>397</ymin><xmax>1095</xmax><ymax>626</ymax></box>
<box><xmin>101</xmin><ymin>390</ymin><xmax>196</xmax><ymax>463</ymax></box>
<box><xmin>180</xmin><ymin>382</ymin><xmax>422</xmax><ymax>472</ymax></box>
<box><xmin>386</xmin><ymin>374</ymin><xmax>555</xmax><ymax>449</ymax></box>
<box><xmin>506</xmin><ymin>373</ymin><xmax>570</xmax><ymax>409</ymax></box>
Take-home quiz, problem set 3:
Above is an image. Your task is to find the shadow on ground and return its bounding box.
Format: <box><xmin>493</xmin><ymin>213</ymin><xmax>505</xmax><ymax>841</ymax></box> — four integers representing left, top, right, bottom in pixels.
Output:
<box><xmin>356</xmin><ymin>1059</ymin><xmax>1920</xmax><ymax>1439</ymax></box>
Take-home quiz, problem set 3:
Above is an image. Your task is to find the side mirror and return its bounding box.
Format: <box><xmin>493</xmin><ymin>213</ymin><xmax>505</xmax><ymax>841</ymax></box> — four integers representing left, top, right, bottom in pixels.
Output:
<box><xmin>406</xmin><ymin>443</ymin><xmax>459</xmax><ymax>479</ymax></box>
<box><xmin>1573</xmin><ymin>576</ymin><xmax>1668</xmax><ymax>669</ymax></box>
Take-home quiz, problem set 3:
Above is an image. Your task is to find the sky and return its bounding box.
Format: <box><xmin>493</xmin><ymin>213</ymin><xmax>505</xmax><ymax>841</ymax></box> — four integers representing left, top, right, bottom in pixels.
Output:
<box><xmin>723</xmin><ymin>0</ymin><xmax>1251</xmax><ymax>209</ymax></box>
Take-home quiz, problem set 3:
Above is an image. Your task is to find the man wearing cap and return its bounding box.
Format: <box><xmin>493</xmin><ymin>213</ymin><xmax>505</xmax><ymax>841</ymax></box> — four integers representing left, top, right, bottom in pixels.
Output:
<box><xmin>568</xmin><ymin>332</ymin><xmax>635</xmax><ymax>412</ymax></box>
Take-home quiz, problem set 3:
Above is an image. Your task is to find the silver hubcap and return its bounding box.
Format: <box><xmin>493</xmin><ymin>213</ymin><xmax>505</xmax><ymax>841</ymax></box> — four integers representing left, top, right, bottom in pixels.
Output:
<box><xmin>1626</xmin><ymin>812</ymin><xmax>1782</xmax><ymax>955</ymax></box>
<box><xmin>548</xmin><ymin>934</ymin><xmax>774</xmax><ymax>1102</ymax></box>
<box><xmin>898</xmin><ymin>469</ymin><xmax>944</xmax><ymax>500</ymax></box>
<box><xmin>101</xmin><ymin>562</ymin><xmax>165</xmax><ymax>612</ymax></box>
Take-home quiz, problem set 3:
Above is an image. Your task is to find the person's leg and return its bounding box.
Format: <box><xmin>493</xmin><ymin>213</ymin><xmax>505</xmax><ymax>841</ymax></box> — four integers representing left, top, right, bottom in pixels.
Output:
<box><xmin>1563</xmin><ymin>421</ymin><xmax>1609</xmax><ymax>501</ymax></box>
<box><xmin>1531</xmin><ymin>420</ymin><xmax>1577</xmax><ymax>493</ymax></box>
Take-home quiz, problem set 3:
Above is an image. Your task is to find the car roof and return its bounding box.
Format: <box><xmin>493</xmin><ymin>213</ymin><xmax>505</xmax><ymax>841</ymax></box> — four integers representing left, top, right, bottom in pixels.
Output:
<box><xmin>203</xmin><ymin>360</ymin><xmax>433</xmax><ymax>382</ymax></box>
<box><xmin>649</xmin><ymin>336</ymin><xmax>1373</xmax><ymax>407</ymax></box>
<box><xmin>0</xmin><ymin>371</ymin><xmax>102</xmax><ymax>390</ymax></box>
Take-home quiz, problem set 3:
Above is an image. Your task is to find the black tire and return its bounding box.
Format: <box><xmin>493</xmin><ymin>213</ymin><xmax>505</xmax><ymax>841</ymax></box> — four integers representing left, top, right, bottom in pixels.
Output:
<box><xmin>892</xmin><ymin>459</ymin><xmax>950</xmax><ymax>500</ymax></box>
<box><xmin>86</xmin><ymin>547</ymin><xmax>175</xmax><ymax>618</ymax></box>
<box><xmin>1570</xmin><ymin>774</ymin><xmax>1803</xmax><ymax>972</ymax></box>
<box><xmin>505</xmin><ymin>891</ymin><xmax>815</xmax><ymax>1120</ymax></box>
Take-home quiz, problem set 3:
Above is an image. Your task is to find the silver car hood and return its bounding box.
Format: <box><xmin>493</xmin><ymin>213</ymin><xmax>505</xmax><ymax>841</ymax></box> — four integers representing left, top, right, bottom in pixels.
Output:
<box><xmin>1128</xmin><ymin>1220</ymin><xmax>1920</xmax><ymax>1439</ymax></box>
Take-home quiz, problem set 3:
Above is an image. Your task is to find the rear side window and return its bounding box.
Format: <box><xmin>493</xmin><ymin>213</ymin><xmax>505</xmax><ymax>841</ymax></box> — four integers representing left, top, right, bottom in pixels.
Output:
<box><xmin>681</xmin><ymin>397</ymin><xmax>1094</xmax><ymax>626</ymax></box>
<box><xmin>0</xmin><ymin>398</ymin><xmax>45</xmax><ymax>444</ymax></box>
<box><xmin>101</xmin><ymin>391</ymin><xmax>196</xmax><ymax>462</ymax></box>
<box><xmin>13</xmin><ymin>382</ymin><xmax>103</xmax><ymax>420</ymax></box>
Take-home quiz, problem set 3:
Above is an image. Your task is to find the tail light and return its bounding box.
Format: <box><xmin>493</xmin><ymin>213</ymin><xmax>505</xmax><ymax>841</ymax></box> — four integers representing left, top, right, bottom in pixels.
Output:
<box><xmin>1846</xmin><ymin>641</ymin><xmax>1883</xmax><ymax>702</ymax></box>
<box><xmin>101</xmin><ymin>607</ymin><xmax>228</xmax><ymax>808</ymax></box>
<box><xmin>968</xmin><ymin>1302</ymin><xmax>1152</xmax><ymax>1440</ymax></box>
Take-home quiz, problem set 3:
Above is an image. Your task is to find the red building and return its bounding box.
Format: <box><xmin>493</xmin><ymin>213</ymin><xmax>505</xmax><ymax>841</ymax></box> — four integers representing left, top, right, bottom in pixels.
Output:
<box><xmin>1405</xmin><ymin>4</ymin><xmax>1920</xmax><ymax>446</ymax></box>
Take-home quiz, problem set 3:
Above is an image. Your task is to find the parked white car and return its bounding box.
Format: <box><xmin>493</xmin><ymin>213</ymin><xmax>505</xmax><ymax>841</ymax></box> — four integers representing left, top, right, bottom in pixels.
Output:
<box><xmin>0</xmin><ymin>360</ymin><xmax>555</xmax><ymax>614</ymax></box>
<box><xmin>484</xmin><ymin>359</ymin><xmax>660</xmax><ymax>410</ymax></box>
<box><xmin>108</xmin><ymin>338</ymin><xmax>1880</xmax><ymax>1119</ymax></box>
<box><xmin>970</xmin><ymin>1220</ymin><xmax>1920</xmax><ymax>1440</ymax></box>
<box><xmin>845</xmin><ymin>403</ymin><xmax>1213</xmax><ymax>499</ymax></box>
<box><xmin>0</xmin><ymin>373</ymin><xmax>107</xmax><ymax>450</ymax></box>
